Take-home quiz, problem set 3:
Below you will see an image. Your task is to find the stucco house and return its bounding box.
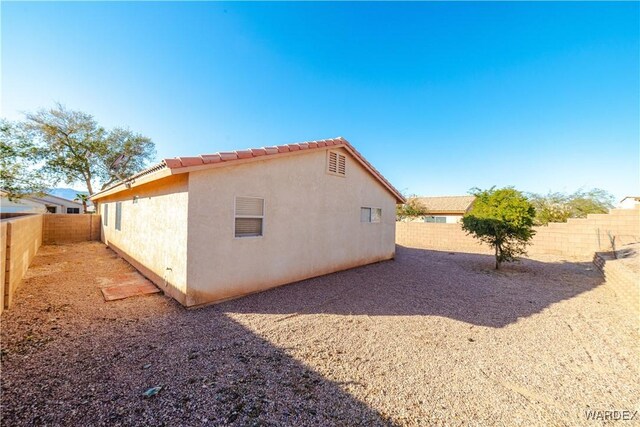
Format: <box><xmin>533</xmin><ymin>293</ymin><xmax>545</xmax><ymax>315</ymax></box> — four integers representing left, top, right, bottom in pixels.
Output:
<box><xmin>0</xmin><ymin>190</ymin><xmax>85</xmax><ymax>214</ymax></box>
<box><xmin>90</xmin><ymin>137</ymin><xmax>405</xmax><ymax>307</ymax></box>
<box><xmin>412</xmin><ymin>195</ymin><xmax>475</xmax><ymax>223</ymax></box>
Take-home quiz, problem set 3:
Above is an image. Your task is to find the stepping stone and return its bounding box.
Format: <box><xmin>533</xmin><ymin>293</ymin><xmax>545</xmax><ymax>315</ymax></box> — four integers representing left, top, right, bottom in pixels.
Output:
<box><xmin>100</xmin><ymin>273</ymin><xmax>161</xmax><ymax>301</ymax></box>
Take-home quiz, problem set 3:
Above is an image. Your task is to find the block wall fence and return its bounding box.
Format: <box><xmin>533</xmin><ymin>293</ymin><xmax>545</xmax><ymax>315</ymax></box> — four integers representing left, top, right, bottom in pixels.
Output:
<box><xmin>43</xmin><ymin>214</ymin><xmax>101</xmax><ymax>244</ymax></box>
<box><xmin>593</xmin><ymin>252</ymin><xmax>639</xmax><ymax>313</ymax></box>
<box><xmin>1</xmin><ymin>214</ymin><xmax>101</xmax><ymax>312</ymax></box>
<box><xmin>396</xmin><ymin>207</ymin><xmax>640</xmax><ymax>260</ymax></box>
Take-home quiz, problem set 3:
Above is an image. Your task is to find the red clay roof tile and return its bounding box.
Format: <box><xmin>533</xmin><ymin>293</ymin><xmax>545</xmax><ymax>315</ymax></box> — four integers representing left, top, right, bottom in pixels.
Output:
<box><xmin>201</xmin><ymin>154</ymin><xmax>222</xmax><ymax>163</ymax></box>
<box><xmin>236</xmin><ymin>150</ymin><xmax>253</xmax><ymax>159</ymax></box>
<box><xmin>219</xmin><ymin>152</ymin><xmax>238</xmax><ymax>161</ymax></box>
<box><xmin>163</xmin><ymin>158</ymin><xmax>182</xmax><ymax>168</ymax></box>
<box><xmin>250</xmin><ymin>148</ymin><xmax>267</xmax><ymax>156</ymax></box>
<box><xmin>178</xmin><ymin>157</ymin><xmax>203</xmax><ymax>167</ymax></box>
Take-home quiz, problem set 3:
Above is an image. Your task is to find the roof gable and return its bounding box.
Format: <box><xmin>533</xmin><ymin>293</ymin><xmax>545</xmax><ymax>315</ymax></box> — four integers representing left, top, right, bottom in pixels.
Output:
<box><xmin>92</xmin><ymin>137</ymin><xmax>405</xmax><ymax>203</ymax></box>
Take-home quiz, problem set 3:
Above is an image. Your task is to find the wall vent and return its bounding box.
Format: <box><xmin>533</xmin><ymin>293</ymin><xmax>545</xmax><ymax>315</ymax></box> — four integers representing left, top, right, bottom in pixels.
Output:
<box><xmin>327</xmin><ymin>151</ymin><xmax>346</xmax><ymax>176</ymax></box>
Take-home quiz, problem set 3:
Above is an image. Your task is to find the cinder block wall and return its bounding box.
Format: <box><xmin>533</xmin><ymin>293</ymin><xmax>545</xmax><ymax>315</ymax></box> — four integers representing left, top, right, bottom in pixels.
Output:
<box><xmin>0</xmin><ymin>222</ymin><xmax>7</xmax><ymax>314</ymax></box>
<box><xmin>43</xmin><ymin>214</ymin><xmax>101</xmax><ymax>244</ymax></box>
<box><xmin>528</xmin><ymin>208</ymin><xmax>639</xmax><ymax>258</ymax></box>
<box><xmin>396</xmin><ymin>208</ymin><xmax>640</xmax><ymax>260</ymax></box>
<box><xmin>593</xmin><ymin>253</ymin><xmax>638</xmax><ymax>313</ymax></box>
<box><xmin>3</xmin><ymin>214</ymin><xmax>43</xmax><ymax>309</ymax></box>
<box><xmin>396</xmin><ymin>223</ymin><xmax>492</xmax><ymax>254</ymax></box>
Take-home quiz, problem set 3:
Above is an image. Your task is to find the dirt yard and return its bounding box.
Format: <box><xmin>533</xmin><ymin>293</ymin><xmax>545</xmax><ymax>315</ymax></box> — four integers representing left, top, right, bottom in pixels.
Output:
<box><xmin>1</xmin><ymin>242</ymin><xmax>638</xmax><ymax>426</ymax></box>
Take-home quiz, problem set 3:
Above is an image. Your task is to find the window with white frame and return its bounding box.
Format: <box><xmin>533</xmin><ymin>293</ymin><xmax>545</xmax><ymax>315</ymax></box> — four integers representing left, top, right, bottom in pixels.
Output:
<box><xmin>360</xmin><ymin>207</ymin><xmax>382</xmax><ymax>223</ymax></box>
<box><xmin>115</xmin><ymin>202</ymin><xmax>122</xmax><ymax>231</ymax></box>
<box><xmin>67</xmin><ymin>207</ymin><xmax>80</xmax><ymax>214</ymax></box>
<box><xmin>327</xmin><ymin>151</ymin><xmax>346</xmax><ymax>176</ymax></box>
<box><xmin>235</xmin><ymin>197</ymin><xmax>264</xmax><ymax>237</ymax></box>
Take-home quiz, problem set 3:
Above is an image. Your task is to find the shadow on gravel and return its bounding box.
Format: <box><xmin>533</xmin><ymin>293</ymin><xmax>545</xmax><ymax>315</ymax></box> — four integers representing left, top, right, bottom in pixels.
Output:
<box><xmin>0</xmin><ymin>244</ymin><xmax>394</xmax><ymax>427</ymax></box>
<box><xmin>1</xmin><ymin>308</ymin><xmax>394</xmax><ymax>426</ymax></box>
<box><xmin>221</xmin><ymin>246</ymin><xmax>604</xmax><ymax>328</ymax></box>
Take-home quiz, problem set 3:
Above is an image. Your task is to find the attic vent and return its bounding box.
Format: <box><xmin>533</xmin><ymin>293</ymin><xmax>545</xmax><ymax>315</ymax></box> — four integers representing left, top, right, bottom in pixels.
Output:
<box><xmin>235</xmin><ymin>197</ymin><xmax>264</xmax><ymax>238</ymax></box>
<box><xmin>327</xmin><ymin>151</ymin><xmax>346</xmax><ymax>177</ymax></box>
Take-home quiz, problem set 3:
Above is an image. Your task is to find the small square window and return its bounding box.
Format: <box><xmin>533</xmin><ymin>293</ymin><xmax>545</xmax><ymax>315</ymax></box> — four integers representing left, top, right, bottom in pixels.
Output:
<box><xmin>235</xmin><ymin>197</ymin><xmax>264</xmax><ymax>237</ymax></box>
<box><xmin>361</xmin><ymin>207</ymin><xmax>381</xmax><ymax>223</ymax></box>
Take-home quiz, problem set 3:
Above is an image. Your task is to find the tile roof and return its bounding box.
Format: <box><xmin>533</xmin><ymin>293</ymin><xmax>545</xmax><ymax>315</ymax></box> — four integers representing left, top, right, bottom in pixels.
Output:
<box><xmin>413</xmin><ymin>196</ymin><xmax>476</xmax><ymax>213</ymax></box>
<box><xmin>91</xmin><ymin>137</ymin><xmax>405</xmax><ymax>203</ymax></box>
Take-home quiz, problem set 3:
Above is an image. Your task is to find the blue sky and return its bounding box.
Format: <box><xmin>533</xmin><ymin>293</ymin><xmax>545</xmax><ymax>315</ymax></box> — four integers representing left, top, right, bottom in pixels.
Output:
<box><xmin>2</xmin><ymin>2</ymin><xmax>638</xmax><ymax>200</ymax></box>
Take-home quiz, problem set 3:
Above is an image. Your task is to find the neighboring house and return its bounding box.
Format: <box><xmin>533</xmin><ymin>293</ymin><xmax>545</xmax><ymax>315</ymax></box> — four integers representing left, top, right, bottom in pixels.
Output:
<box><xmin>413</xmin><ymin>195</ymin><xmax>476</xmax><ymax>223</ymax></box>
<box><xmin>90</xmin><ymin>137</ymin><xmax>405</xmax><ymax>307</ymax></box>
<box><xmin>0</xmin><ymin>190</ymin><xmax>85</xmax><ymax>214</ymax></box>
<box><xmin>618</xmin><ymin>196</ymin><xmax>640</xmax><ymax>209</ymax></box>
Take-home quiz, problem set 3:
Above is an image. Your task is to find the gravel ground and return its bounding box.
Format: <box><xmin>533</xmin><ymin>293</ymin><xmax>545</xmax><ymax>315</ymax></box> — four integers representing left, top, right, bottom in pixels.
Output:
<box><xmin>1</xmin><ymin>242</ymin><xmax>638</xmax><ymax>426</ymax></box>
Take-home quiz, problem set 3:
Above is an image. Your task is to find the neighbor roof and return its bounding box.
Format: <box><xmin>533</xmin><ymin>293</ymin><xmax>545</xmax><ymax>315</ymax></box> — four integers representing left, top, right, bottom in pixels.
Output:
<box><xmin>91</xmin><ymin>137</ymin><xmax>405</xmax><ymax>203</ymax></box>
<box><xmin>29</xmin><ymin>194</ymin><xmax>84</xmax><ymax>206</ymax></box>
<box><xmin>413</xmin><ymin>195</ymin><xmax>476</xmax><ymax>214</ymax></box>
<box><xmin>0</xmin><ymin>190</ymin><xmax>83</xmax><ymax>206</ymax></box>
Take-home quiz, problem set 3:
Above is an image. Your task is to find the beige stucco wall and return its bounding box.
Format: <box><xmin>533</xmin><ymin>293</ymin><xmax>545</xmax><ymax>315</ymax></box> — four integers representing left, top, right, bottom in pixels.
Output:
<box><xmin>186</xmin><ymin>147</ymin><xmax>397</xmax><ymax>306</ymax></box>
<box><xmin>98</xmin><ymin>175</ymin><xmax>189</xmax><ymax>304</ymax></box>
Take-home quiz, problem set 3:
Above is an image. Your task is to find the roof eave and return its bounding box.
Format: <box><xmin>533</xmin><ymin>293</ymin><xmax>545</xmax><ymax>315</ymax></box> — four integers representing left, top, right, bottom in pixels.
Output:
<box><xmin>91</xmin><ymin>138</ymin><xmax>406</xmax><ymax>204</ymax></box>
<box><xmin>90</xmin><ymin>163</ymin><xmax>171</xmax><ymax>201</ymax></box>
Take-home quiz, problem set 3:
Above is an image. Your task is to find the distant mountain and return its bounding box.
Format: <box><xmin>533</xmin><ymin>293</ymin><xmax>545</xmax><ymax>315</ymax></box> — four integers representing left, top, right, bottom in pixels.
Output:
<box><xmin>48</xmin><ymin>188</ymin><xmax>92</xmax><ymax>205</ymax></box>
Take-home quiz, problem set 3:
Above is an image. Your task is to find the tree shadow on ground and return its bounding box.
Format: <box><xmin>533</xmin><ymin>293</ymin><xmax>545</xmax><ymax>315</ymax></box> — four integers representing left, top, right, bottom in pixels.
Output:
<box><xmin>221</xmin><ymin>245</ymin><xmax>604</xmax><ymax>328</ymax></box>
<box><xmin>0</xmin><ymin>244</ymin><xmax>394</xmax><ymax>427</ymax></box>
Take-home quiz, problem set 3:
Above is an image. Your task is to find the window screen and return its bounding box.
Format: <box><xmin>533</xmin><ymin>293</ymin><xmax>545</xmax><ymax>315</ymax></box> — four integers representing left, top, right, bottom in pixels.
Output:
<box><xmin>115</xmin><ymin>202</ymin><xmax>122</xmax><ymax>231</ymax></box>
<box><xmin>371</xmin><ymin>208</ymin><xmax>382</xmax><ymax>223</ymax></box>
<box><xmin>67</xmin><ymin>207</ymin><xmax>80</xmax><ymax>214</ymax></box>
<box><xmin>103</xmin><ymin>204</ymin><xmax>108</xmax><ymax>226</ymax></box>
<box><xmin>361</xmin><ymin>207</ymin><xmax>371</xmax><ymax>223</ymax></box>
<box><xmin>235</xmin><ymin>197</ymin><xmax>264</xmax><ymax>237</ymax></box>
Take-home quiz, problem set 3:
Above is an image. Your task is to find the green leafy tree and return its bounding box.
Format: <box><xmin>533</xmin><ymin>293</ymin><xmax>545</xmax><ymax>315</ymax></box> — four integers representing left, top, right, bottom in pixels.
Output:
<box><xmin>22</xmin><ymin>103</ymin><xmax>156</xmax><ymax>195</ymax></box>
<box><xmin>462</xmin><ymin>187</ymin><xmax>536</xmax><ymax>270</ymax></box>
<box><xmin>396</xmin><ymin>196</ymin><xmax>430</xmax><ymax>221</ymax></box>
<box><xmin>0</xmin><ymin>119</ymin><xmax>47</xmax><ymax>200</ymax></box>
<box><xmin>528</xmin><ymin>188</ymin><xmax>615</xmax><ymax>225</ymax></box>
<box><xmin>527</xmin><ymin>192</ymin><xmax>571</xmax><ymax>225</ymax></box>
<box><xmin>566</xmin><ymin>188</ymin><xmax>614</xmax><ymax>218</ymax></box>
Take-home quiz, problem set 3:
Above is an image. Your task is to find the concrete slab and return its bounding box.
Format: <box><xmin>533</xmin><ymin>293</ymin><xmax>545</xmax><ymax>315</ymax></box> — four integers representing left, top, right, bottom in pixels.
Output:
<box><xmin>100</xmin><ymin>272</ymin><xmax>160</xmax><ymax>301</ymax></box>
